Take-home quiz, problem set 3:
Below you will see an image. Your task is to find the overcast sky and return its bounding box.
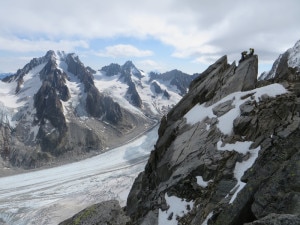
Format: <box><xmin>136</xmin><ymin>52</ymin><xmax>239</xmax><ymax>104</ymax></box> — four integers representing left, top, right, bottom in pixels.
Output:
<box><xmin>0</xmin><ymin>0</ymin><xmax>299</xmax><ymax>75</ymax></box>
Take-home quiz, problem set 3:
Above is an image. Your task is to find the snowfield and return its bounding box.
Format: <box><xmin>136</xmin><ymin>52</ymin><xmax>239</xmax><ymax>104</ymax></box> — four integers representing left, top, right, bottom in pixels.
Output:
<box><xmin>0</xmin><ymin>126</ymin><xmax>158</xmax><ymax>225</ymax></box>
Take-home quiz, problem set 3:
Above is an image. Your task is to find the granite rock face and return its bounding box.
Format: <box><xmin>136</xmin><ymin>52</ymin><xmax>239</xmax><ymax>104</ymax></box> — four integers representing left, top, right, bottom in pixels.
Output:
<box><xmin>126</xmin><ymin>51</ymin><xmax>300</xmax><ymax>225</ymax></box>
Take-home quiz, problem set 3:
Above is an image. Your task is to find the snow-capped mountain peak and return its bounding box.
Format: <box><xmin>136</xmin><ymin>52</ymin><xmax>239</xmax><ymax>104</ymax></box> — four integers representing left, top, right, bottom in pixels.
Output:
<box><xmin>287</xmin><ymin>39</ymin><xmax>300</xmax><ymax>69</ymax></box>
<box><xmin>122</xmin><ymin>60</ymin><xmax>144</xmax><ymax>79</ymax></box>
<box><xmin>259</xmin><ymin>39</ymin><xmax>300</xmax><ymax>80</ymax></box>
<box><xmin>0</xmin><ymin>51</ymin><xmax>195</xmax><ymax>169</ymax></box>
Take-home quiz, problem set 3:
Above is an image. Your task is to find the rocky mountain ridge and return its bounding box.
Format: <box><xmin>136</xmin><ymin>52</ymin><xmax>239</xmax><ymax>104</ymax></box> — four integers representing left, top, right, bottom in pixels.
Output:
<box><xmin>60</xmin><ymin>40</ymin><xmax>300</xmax><ymax>225</ymax></box>
<box><xmin>0</xmin><ymin>51</ymin><xmax>194</xmax><ymax>170</ymax></box>
<box><xmin>125</xmin><ymin>43</ymin><xmax>300</xmax><ymax>225</ymax></box>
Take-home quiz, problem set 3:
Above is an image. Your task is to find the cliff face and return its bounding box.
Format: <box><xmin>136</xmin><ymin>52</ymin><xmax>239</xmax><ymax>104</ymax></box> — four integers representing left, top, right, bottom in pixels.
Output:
<box><xmin>126</xmin><ymin>53</ymin><xmax>300</xmax><ymax>225</ymax></box>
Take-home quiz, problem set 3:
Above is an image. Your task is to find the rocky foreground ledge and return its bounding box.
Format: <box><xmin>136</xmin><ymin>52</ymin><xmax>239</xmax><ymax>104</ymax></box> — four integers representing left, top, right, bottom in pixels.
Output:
<box><xmin>60</xmin><ymin>52</ymin><xmax>300</xmax><ymax>225</ymax></box>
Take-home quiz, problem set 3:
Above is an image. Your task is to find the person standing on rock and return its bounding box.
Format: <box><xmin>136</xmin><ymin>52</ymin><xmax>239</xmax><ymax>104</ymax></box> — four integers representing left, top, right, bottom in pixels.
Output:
<box><xmin>239</xmin><ymin>51</ymin><xmax>248</xmax><ymax>63</ymax></box>
<box><xmin>249</xmin><ymin>48</ymin><xmax>254</xmax><ymax>56</ymax></box>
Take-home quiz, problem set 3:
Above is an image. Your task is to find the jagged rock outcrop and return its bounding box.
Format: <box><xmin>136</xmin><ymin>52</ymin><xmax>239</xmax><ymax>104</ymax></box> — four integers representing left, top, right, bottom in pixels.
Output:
<box><xmin>151</xmin><ymin>81</ymin><xmax>164</xmax><ymax>94</ymax></box>
<box><xmin>33</xmin><ymin>53</ymin><xmax>70</xmax><ymax>155</ymax></box>
<box><xmin>100</xmin><ymin>61</ymin><xmax>143</xmax><ymax>108</ymax></box>
<box><xmin>59</xmin><ymin>200</ymin><xmax>130</xmax><ymax>225</ymax></box>
<box><xmin>120</xmin><ymin>61</ymin><xmax>143</xmax><ymax>108</ymax></box>
<box><xmin>126</xmin><ymin>51</ymin><xmax>300</xmax><ymax>225</ymax></box>
<box><xmin>151</xmin><ymin>81</ymin><xmax>170</xmax><ymax>100</ymax></box>
<box><xmin>122</xmin><ymin>60</ymin><xmax>144</xmax><ymax>79</ymax></box>
<box><xmin>66</xmin><ymin>54</ymin><xmax>123</xmax><ymax>123</ymax></box>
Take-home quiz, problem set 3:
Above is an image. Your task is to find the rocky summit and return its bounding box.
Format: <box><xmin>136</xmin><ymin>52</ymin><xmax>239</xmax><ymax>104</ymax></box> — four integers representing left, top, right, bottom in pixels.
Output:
<box><xmin>125</xmin><ymin>46</ymin><xmax>300</xmax><ymax>224</ymax></box>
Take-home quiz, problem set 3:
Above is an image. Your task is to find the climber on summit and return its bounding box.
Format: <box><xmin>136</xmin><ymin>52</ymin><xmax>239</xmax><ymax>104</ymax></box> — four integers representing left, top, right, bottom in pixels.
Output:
<box><xmin>249</xmin><ymin>48</ymin><xmax>254</xmax><ymax>56</ymax></box>
<box><xmin>239</xmin><ymin>51</ymin><xmax>248</xmax><ymax>63</ymax></box>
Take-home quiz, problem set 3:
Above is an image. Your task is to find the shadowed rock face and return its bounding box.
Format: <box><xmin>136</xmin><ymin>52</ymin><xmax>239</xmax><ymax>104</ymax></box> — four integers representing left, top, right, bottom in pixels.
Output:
<box><xmin>30</xmin><ymin>52</ymin><xmax>70</xmax><ymax>156</ymax></box>
<box><xmin>125</xmin><ymin>53</ymin><xmax>300</xmax><ymax>225</ymax></box>
<box><xmin>66</xmin><ymin>54</ymin><xmax>123</xmax><ymax>124</ymax></box>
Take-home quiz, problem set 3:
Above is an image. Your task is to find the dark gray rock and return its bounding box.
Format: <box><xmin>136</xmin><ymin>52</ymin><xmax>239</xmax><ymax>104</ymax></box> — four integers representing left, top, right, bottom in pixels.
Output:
<box><xmin>100</xmin><ymin>63</ymin><xmax>122</xmax><ymax>76</ymax></box>
<box><xmin>212</xmin><ymin>99</ymin><xmax>234</xmax><ymax>116</ymax></box>
<box><xmin>126</xmin><ymin>81</ymin><xmax>142</xmax><ymax>108</ymax></box>
<box><xmin>244</xmin><ymin>213</ymin><xmax>300</xmax><ymax>225</ymax></box>
<box><xmin>151</xmin><ymin>81</ymin><xmax>163</xmax><ymax>94</ymax></box>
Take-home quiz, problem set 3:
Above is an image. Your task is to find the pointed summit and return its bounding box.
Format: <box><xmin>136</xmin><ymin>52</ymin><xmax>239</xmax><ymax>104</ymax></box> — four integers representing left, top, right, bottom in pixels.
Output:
<box><xmin>122</xmin><ymin>60</ymin><xmax>144</xmax><ymax>79</ymax></box>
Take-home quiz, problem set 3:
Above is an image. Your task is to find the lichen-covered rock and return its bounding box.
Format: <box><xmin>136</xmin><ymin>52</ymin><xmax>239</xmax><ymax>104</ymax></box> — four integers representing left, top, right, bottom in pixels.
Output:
<box><xmin>59</xmin><ymin>200</ymin><xmax>130</xmax><ymax>225</ymax></box>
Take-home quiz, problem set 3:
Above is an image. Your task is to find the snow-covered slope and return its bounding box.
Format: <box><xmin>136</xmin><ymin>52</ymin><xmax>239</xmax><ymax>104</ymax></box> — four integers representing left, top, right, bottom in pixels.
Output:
<box><xmin>94</xmin><ymin>71</ymin><xmax>182</xmax><ymax>116</ymax></box>
<box><xmin>96</xmin><ymin>62</ymin><xmax>191</xmax><ymax>116</ymax></box>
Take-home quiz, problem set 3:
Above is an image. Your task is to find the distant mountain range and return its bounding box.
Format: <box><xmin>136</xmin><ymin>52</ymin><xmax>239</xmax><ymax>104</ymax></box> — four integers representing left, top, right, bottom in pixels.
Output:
<box><xmin>0</xmin><ymin>51</ymin><xmax>197</xmax><ymax>169</ymax></box>
<box><xmin>0</xmin><ymin>73</ymin><xmax>13</xmax><ymax>79</ymax></box>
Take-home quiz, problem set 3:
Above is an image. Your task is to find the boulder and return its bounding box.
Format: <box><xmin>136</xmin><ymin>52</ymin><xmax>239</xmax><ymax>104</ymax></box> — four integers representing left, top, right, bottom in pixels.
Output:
<box><xmin>59</xmin><ymin>200</ymin><xmax>130</xmax><ymax>225</ymax></box>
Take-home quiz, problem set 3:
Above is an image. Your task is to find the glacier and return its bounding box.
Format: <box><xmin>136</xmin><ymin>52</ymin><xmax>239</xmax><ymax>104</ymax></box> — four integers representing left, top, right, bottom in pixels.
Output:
<box><xmin>0</xmin><ymin>126</ymin><xmax>158</xmax><ymax>225</ymax></box>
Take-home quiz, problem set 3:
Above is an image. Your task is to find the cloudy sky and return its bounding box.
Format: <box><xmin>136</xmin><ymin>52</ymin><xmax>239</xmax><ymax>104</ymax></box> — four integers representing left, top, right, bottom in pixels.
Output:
<box><xmin>0</xmin><ymin>0</ymin><xmax>299</xmax><ymax>75</ymax></box>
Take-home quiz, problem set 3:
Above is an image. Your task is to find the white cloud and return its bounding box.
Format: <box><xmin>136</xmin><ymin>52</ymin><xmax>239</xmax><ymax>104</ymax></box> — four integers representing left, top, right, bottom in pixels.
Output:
<box><xmin>0</xmin><ymin>0</ymin><xmax>300</xmax><ymax>73</ymax></box>
<box><xmin>97</xmin><ymin>44</ymin><xmax>153</xmax><ymax>58</ymax></box>
<box><xmin>136</xmin><ymin>59</ymin><xmax>164</xmax><ymax>72</ymax></box>
<box><xmin>0</xmin><ymin>37</ymin><xmax>89</xmax><ymax>52</ymax></box>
